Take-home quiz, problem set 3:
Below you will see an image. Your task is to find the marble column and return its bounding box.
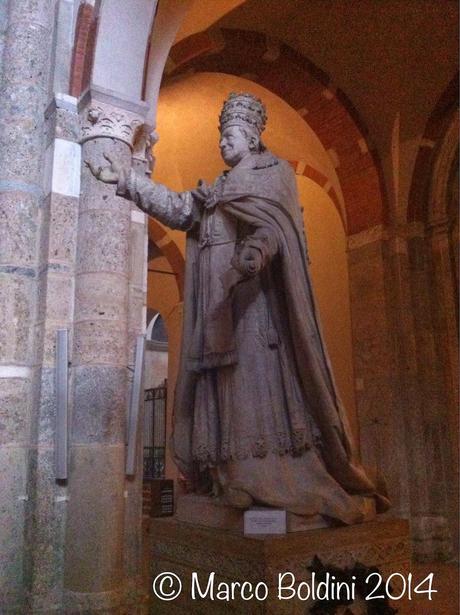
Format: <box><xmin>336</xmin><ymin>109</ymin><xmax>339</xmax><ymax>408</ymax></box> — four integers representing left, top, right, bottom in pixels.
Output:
<box><xmin>63</xmin><ymin>87</ymin><xmax>148</xmax><ymax>613</ymax></box>
<box><xmin>0</xmin><ymin>0</ymin><xmax>55</xmax><ymax>611</ymax></box>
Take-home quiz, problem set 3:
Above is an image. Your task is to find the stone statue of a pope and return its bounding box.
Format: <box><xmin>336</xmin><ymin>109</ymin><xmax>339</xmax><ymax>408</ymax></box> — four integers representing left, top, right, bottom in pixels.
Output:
<box><xmin>88</xmin><ymin>92</ymin><xmax>389</xmax><ymax>525</ymax></box>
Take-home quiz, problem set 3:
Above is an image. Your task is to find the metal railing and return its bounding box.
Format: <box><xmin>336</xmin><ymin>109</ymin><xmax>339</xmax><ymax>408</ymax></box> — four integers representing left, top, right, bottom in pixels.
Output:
<box><xmin>143</xmin><ymin>382</ymin><xmax>167</xmax><ymax>480</ymax></box>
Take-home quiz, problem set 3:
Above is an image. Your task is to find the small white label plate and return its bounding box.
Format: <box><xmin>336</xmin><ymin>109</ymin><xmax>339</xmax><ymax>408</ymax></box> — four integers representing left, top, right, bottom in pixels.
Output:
<box><xmin>244</xmin><ymin>508</ymin><xmax>287</xmax><ymax>535</ymax></box>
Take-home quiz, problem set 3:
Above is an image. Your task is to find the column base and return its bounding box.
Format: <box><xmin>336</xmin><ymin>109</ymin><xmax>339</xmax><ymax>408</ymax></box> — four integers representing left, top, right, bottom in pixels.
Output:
<box><xmin>411</xmin><ymin>515</ymin><xmax>453</xmax><ymax>561</ymax></box>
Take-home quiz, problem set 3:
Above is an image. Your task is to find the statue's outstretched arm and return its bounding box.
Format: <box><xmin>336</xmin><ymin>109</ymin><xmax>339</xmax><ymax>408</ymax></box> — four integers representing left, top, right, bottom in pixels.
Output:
<box><xmin>86</xmin><ymin>154</ymin><xmax>198</xmax><ymax>231</ymax></box>
<box><xmin>116</xmin><ymin>167</ymin><xmax>198</xmax><ymax>231</ymax></box>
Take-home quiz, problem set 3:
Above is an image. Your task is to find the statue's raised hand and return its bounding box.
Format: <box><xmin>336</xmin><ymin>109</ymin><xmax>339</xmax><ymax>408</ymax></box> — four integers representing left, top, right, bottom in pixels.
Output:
<box><xmin>85</xmin><ymin>153</ymin><xmax>121</xmax><ymax>184</ymax></box>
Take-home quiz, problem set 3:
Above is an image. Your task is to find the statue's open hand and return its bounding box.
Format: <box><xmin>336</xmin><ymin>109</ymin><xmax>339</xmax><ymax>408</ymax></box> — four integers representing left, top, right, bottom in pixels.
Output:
<box><xmin>232</xmin><ymin>246</ymin><xmax>262</xmax><ymax>277</ymax></box>
<box><xmin>85</xmin><ymin>153</ymin><xmax>121</xmax><ymax>184</ymax></box>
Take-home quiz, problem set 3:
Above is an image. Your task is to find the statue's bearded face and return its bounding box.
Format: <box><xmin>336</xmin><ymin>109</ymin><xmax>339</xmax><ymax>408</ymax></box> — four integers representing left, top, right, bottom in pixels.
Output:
<box><xmin>219</xmin><ymin>125</ymin><xmax>253</xmax><ymax>167</ymax></box>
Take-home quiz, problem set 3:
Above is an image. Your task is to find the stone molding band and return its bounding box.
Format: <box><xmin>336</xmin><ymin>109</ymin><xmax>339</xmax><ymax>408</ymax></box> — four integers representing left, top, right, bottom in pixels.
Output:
<box><xmin>347</xmin><ymin>222</ymin><xmax>429</xmax><ymax>251</ymax></box>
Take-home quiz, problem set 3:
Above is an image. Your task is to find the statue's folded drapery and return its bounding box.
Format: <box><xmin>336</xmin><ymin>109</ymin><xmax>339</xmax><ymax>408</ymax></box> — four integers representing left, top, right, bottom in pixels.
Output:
<box><xmin>118</xmin><ymin>150</ymin><xmax>390</xmax><ymax>524</ymax></box>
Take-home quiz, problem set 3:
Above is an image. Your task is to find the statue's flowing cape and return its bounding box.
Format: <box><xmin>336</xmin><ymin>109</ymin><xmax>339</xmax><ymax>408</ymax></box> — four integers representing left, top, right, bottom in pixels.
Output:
<box><xmin>171</xmin><ymin>152</ymin><xmax>389</xmax><ymax>511</ymax></box>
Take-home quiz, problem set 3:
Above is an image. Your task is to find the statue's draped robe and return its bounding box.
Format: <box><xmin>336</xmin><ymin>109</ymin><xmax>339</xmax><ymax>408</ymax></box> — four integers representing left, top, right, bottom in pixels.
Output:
<box><xmin>118</xmin><ymin>152</ymin><xmax>389</xmax><ymax>524</ymax></box>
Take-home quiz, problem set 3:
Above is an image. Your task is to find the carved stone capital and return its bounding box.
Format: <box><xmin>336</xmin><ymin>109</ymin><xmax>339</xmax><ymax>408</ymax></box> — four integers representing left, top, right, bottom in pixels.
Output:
<box><xmin>78</xmin><ymin>86</ymin><xmax>149</xmax><ymax>149</ymax></box>
<box><xmin>80</xmin><ymin>101</ymin><xmax>144</xmax><ymax>147</ymax></box>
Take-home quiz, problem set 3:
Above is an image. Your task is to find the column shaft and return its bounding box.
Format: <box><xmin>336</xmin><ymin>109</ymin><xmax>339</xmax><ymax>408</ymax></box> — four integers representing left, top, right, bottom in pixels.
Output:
<box><xmin>0</xmin><ymin>1</ymin><xmax>55</xmax><ymax>611</ymax></box>
<box><xmin>63</xmin><ymin>90</ymin><xmax>148</xmax><ymax>613</ymax></box>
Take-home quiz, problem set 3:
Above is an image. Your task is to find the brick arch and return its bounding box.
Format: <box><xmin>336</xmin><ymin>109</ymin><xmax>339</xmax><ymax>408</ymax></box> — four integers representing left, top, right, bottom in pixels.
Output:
<box><xmin>148</xmin><ymin>218</ymin><xmax>185</xmax><ymax>299</ymax></box>
<box><xmin>288</xmin><ymin>160</ymin><xmax>344</xmax><ymax>225</ymax></box>
<box><xmin>166</xmin><ymin>28</ymin><xmax>386</xmax><ymax>235</ymax></box>
<box><xmin>69</xmin><ymin>2</ymin><xmax>98</xmax><ymax>97</ymax></box>
<box><xmin>408</xmin><ymin>73</ymin><xmax>459</xmax><ymax>224</ymax></box>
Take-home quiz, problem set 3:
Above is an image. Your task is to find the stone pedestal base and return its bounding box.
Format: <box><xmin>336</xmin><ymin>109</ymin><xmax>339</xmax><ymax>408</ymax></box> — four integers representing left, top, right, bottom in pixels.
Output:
<box><xmin>148</xmin><ymin>517</ymin><xmax>411</xmax><ymax>614</ymax></box>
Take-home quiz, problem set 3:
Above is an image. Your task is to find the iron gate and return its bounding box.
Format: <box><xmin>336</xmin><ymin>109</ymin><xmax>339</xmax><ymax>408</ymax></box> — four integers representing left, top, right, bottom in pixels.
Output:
<box><xmin>143</xmin><ymin>382</ymin><xmax>167</xmax><ymax>479</ymax></box>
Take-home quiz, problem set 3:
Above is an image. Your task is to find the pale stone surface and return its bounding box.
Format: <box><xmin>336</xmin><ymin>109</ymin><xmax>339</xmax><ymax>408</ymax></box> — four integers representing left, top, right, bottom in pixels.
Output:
<box><xmin>25</xmin><ymin>447</ymin><xmax>67</xmax><ymax>612</ymax></box>
<box><xmin>0</xmin><ymin>191</ymin><xmax>39</xmax><ymax>265</ymax></box>
<box><xmin>131</xmin><ymin>209</ymin><xmax>145</xmax><ymax>224</ymax></box>
<box><xmin>92</xmin><ymin>0</ymin><xmax>156</xmax><ymax>100</ymax></box>
<box><xmin>0</xmin><ymin>116</ymin><xmax>46</xmax><ymax>184</ymax></box>
<box><xmin>0</xmin><ymin>446</ymin><xmax>28</xmax><ymax>611</ymax></box>
<box><xmin>37</xmin><ymin>321</ymin><xmax>73</xmax><ymax>368</ymax></box>
<box><xmin>129</xmin><ymin>219</ymin><xmax>147</xmax><ymax>288</ymax></box>
<box><xmin>0</xmin><ymin>365</ymin><xmax>32</xmax><ymax>377</ymax></box>
<box><xmin>52</xmin><ymin>1</ymin><xmax>75</xmax><ymax>94</ymax></box>
<box><xmin>0</xmin><ymin>377</ymin><xmax>31</xmax><ymax>445</ymax></box>
<box><xmin>8</xmin><ymin>0</ymin><xmax>55</xmax><ymax>27</ymax></box>
<box><xmin>72</xmin><ymin>366</ymin><xmax>127</xmax><ymax>444</ymax></box>
<box><xmin>64</xmin><ymin>444</ymin><xmax>126</xmax><ymax>593</ymax></box>
<box><xmin>76</xmin><ymin>210</ymin><xmax>130</xmax><ymax>275</ymax></box>
<box><xmin>73</xmin><ymin>320</ymin><xmax>127</xmax><ymax>367</ymax></box>
<box><xmin>75</xmin><ymin>272</ymin><xmax>128</xmax><ymax>322</ymax></box>
<box><xmin>32</xmin><ymin>367</ymin><xmax>56</xmax><ymax>445</ymax></box>
<box><xmin>51</xmin><ymin>138</ymin><xmax>81</xmax><ymax>197</ymax></box>
<box><xmin>0</xmin><ymin>271</ymin><xmax>35</xmax><ymax>363</ymax></box>
<box><xmin>2</xmin><ymin>21</ymin><xmax>51</xmax><ymax>86</ymax></box>
<box><xmin>37</xmin><ymin>272</ymin><xmax>73</xmax><ymax>322</ymax></box>
<box><xmin>128</xmin><ymin>285</ymin><xmax>145</xmax><ymax>333</ymax></box>
<box><xmin>45</xmin><ymin>194</ymin><xmax>79</xmax><ymax>264</ymax></box>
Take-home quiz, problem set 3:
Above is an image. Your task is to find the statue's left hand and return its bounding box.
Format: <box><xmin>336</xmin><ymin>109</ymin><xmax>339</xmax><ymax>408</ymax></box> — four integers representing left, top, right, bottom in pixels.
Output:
<box><xmin>85</xmin><ymin>153</ymin><xmax>121</xmax><ymax>184</ymax></box>
<box><xmin>232</xmin><ymin>246</ymin><xmax>262</xmax><ymax>277</ymax></box>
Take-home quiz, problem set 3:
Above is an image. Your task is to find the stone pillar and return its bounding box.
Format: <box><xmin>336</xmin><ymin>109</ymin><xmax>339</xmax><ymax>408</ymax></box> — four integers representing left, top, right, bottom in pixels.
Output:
<box><xmin>0</xmin><ymin>1</ymin><xmax>55</xmax><ymax>611</ymax></box>
<box><xmin>26</xmin><ymin>93</ymin><xmax>81</xmax><ymax>613</ymax></box>
<box><xmin>427</xmin><ymin>217</ymin><xmax>459</xmax><ymax>557</ymax></box>
<box><xmin>63</xmin><ymin>87</ymin><xmax>148</xmax><ymax>613</ymax></box>
<box><xmin>347</xmin><ymin>229</ymin><xmax>411</xmax><ymax>518</ymax></box>
<box><xmin>383</xmin><ymin>233</ymin><xmax>444</xmax><ymax>559</ymax></box>
<box><xmin>348</xmin><ymin>223</ymin><xmax>457</xmax><ymax>560</ymax></box>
